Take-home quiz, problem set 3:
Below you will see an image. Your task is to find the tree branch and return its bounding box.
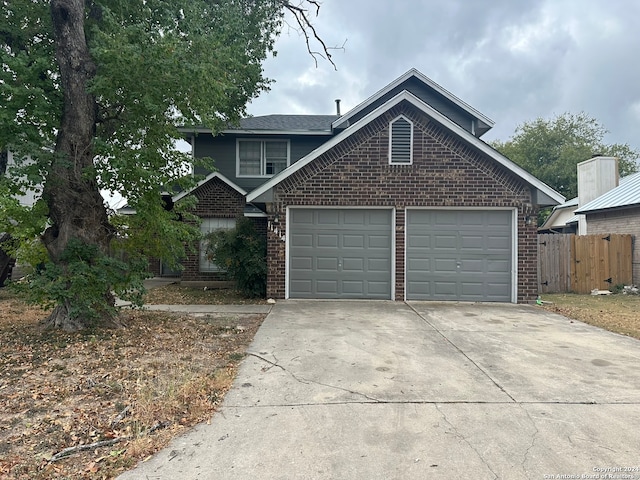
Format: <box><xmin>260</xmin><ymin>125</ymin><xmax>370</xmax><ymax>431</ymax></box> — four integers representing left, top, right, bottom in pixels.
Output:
<box><xmin>280</xmin><ymin>1</ymin><xmax>341</xmax><ymax>70</ymax></box>
<box><xmin>49</xmin><ymin>437</ymin><xmax>130</xmax><ymax>462</ymax></box>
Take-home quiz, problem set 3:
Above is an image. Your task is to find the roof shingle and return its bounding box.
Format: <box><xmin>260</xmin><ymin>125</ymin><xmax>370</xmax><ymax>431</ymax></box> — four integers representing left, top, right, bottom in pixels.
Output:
<box><xmin>229</xmin><ymin>115</ymin><xmax>339</xmax><ymax>132</ymax></box>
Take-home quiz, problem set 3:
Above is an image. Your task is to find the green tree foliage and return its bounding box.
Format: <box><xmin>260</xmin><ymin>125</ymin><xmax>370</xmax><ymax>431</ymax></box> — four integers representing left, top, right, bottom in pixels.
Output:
<box><xmin>205</xmin><ymin>217</ymin><xmax>266</xmax><ymax>298</ymax></box>
<box><xmin>492</xmin><ymin>112</ymin><xmax>639</xmax><ymax>200</ymax></box>
<box><xmin>0</xmin><ymin>0</ymin><xmax>330</xmax><ymax>330</ymax></box>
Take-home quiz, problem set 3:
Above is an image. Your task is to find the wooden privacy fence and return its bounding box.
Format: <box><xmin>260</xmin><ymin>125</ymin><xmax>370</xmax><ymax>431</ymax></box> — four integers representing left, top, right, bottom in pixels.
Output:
<box><xmin>538</xmin><ymin>233</ymin><xmax>633</xmax><ymax>294</ymax></box>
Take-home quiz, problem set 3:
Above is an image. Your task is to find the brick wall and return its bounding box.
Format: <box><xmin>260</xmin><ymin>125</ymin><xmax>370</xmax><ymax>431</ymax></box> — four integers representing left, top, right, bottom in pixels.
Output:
<box><xmin>266</xmin><ymin>103</ymin><xmax>538</xmax><ymax>302</ymax></box>
<box><xmin>180</xmin><ymin>177</ymin><xmax>246</xmax><ymax>281</ymax></box>
<box><xmin>586</xmin><ymin>207</ymin><xmax>640</xmax><ymax>284</ymax></box>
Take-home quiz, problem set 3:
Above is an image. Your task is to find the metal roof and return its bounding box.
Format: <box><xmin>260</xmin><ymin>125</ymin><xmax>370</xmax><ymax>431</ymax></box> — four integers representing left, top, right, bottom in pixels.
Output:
<box><xmin>575</xmin><ymin>170</ymin><xmax>640</xmax><ymax>213</ymax></box>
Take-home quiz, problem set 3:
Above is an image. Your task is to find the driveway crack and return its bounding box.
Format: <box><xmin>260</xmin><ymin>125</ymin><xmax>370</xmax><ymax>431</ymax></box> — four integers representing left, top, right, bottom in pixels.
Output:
<box><xmin>434</xmin><ymin>403</ymin><xmax>499</xmax><ymax>479</ymax></box>
<box><xmin>406</xmin><ymin>302</ymin><xmax>516</xmax><ymax>402</ymax></box>
<box><xmin>518</xmin><ymin>405</ymin><xmax>540</xmax><ymax>475</ymax></box>
<box><xmin>248</xmin><ymin>352</ymin><xmax>384</xmax><ymax>403</ymax></box>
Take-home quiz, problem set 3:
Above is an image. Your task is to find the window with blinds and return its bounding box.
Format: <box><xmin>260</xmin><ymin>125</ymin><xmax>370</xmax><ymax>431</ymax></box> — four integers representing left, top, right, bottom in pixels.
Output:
<box><xmin>237</xmin><ymin>140</ymin><xmax>289</xmax><ymax>177</ymax></box>
<box><xmin>389</xmin><ymin>116</ymin><xmax>413</xmax><ymax>164</ymax></box>
<box><xmin>199</xmin><ymin>218</ymin><xmax>236</xmax><ymax>272</ymax></box>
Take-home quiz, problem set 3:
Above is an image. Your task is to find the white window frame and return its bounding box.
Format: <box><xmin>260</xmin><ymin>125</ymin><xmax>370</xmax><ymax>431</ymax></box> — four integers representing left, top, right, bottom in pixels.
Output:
<box><xmin>389</xmin><ymin>115</ymin><xmax>414</xmax><ymax>165</ymax></box>
<box><xmin>199</xmin><ymin>218</ymin><xmax>236</xmax><ymax>273</ymax></box>
<box><xmin>236</xmin><ymin>139</ymin><xmax>290</xmax><ymax>178</ymax></box>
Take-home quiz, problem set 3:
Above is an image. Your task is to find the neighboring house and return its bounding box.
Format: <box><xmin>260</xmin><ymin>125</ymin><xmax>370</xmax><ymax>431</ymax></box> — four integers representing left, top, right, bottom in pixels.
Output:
<box><xmin>538</xmin><ymin>197</ymin><xmax>578</xmax><ymax>234</ymax></box>
<box><xmin>173</xmin><ymin>68</ymin><xmax>564</xmax><ymax>303</ymax></box>
<box><xmin>539</xmin><ymin>156</ymin><xmax>620</xmax><ymax>235</ymax></box>
<box><xmin>575</xmin><ymin>170</ymin><xmax>640</xmax><ymax>283</ymax></box>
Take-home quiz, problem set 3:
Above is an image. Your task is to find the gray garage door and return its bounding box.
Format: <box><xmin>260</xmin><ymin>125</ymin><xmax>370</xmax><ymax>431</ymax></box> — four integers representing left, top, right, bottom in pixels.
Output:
<box><xmin>406</xmin><ymin>210</ymin><xmax>513</xmax><ymax>302</ymax></box>
<box><xmin>289</xmin><ymin>209</ymin><xmax>392</xmax><ymax>299</ymax></box>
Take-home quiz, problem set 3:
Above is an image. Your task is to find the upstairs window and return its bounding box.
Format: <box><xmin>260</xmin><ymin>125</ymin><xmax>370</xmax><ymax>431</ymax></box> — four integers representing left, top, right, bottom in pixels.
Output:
<box><xmin>237</xmin><ymin>140</ymin><xmax>289</xmax><ymax>177</ymax></box>
<box><xmin>389</xmin><ymin>116</ymin><xmax>413</xmax><ymax>164</ymax></box>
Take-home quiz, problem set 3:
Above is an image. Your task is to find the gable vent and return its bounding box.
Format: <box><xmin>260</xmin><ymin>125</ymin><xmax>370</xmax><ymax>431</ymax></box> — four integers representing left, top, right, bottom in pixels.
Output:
<box><xmin>389</xmin><ymin>116</ymin><xmax>413</xmax><ymax>164</ymax></box>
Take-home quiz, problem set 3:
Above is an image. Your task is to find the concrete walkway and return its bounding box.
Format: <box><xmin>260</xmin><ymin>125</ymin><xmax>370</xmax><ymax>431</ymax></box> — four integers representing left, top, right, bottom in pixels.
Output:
<box><xmin>118</xmin><ymin>300</ymin><xmax>640</xmax><ymax>480</ymax></box>
<box><xmin>114</xmin><ymin>278</ymin><xmax>272</xmax><ymax>314</ymax></box>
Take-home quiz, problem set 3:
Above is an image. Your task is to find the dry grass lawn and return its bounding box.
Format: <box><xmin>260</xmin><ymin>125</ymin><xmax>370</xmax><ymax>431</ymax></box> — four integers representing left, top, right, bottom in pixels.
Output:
<box><xmin>539</xmin><ymin>292</ymin><xmax>640</xmax><ymax>340</ymax></box>
<box><xmin>0</xmin><ymin>286</ymin><xmax>265</xmax><ymax>479</ymax></box>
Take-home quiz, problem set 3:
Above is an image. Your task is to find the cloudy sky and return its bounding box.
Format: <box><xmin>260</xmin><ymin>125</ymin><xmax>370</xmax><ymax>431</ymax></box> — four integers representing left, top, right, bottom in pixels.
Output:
<box><xmin>248</xmin><ymin>0</ymin><xmax>640</xmax><ymax>152</ymax></box>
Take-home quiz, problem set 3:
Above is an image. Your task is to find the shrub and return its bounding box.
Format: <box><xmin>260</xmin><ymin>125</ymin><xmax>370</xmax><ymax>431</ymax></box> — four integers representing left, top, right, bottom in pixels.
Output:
<box><xmin>205</xmin><ymin>217</ymin><xmax>266</xmax><ymax>298</ymax></box>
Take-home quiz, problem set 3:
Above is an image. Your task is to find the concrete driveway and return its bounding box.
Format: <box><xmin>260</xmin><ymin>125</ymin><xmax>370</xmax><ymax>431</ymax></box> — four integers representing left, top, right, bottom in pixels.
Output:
<box><xmin>118</xmin><ymin>301</ymin><xmax>640</xmax><ymax>480</ymax></box>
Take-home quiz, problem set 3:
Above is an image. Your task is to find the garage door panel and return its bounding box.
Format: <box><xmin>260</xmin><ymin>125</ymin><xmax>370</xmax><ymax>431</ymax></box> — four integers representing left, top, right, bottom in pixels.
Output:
<box><xmin>434</xmin><ymin>281</ymin><xmax>457</xmax><ymax>296</ymax></box>
<box><xmin>434</xmin><ymin>258</ymin><xmax>457</xmax><ymax>272</ymax></box>
<box><xmin>488</xmin><ymin>260</ymin><xmax>510</xmax><ymax>273</ymax></box>
<box><xmin>368</xmin><ymin>258</ymin><xmax>390</xmax><ymax>272</ymax></box>
<box><xmin>407</xmin><ymin>280</ymin><xmax>431</xmax><ymax>295</ymax></box>
<box><xmin>316</xmin><ymin>280</ymin><xmax>339</xmax><ymax>294</ymax></box>
<box><xmin>487</xmin><ymin>211</ymin><xmax>511</xmax><ymax>226</ymax></box>
<box><xmin>290</xmin><ymin>279</ymin><xmax>312</xmax><ymax>295</ymax></box>
<box><xmin>343</xmin><ymin>210</ymin><xmax>366</xmax><ymax>225</ymax></box>
<box><xmin>342</xmin><ymin>281</ymin><xmax>364</xmax><ymax>294</ymax></box>
<box><xmin>487</xmin><ymin>235</ymin><xmax>510</xmax><ymax>250</ymax></box>
<box><xmin>291</xmin><ymin>233</ymin><xmax>313</xmax><ymax>247</ymax></box>
<box><xmin>434</xmin><ymin>234</ymin><xmax>457</xmax><ymax>248</ymax></box>
<box><xmin>370</xmin><ymin>210</ymin><xmax>392</xmax><ymax>225</ymax></box>
<box><xmin>291</xmin><ymin>257</ymin><xmax>313</xmax><ymax>270</ymax></box>
<box><xmin>461</xmin><ymin>235</ymin><xmax>484</xmax><ymax>249</ymax></box>
<box><xmin>461</xmin><ymin>259</ymin><xmax>483</xmax><ymax>273</ymax></box>
<box><xmin>289</xmin><ymin>209</ymin><xmax>392</xmax><ymax>299</ymax></box>
<box><xmin>408</xmin><ymin>234</ymin><xmax>431</xmax><ymax>248</ymax></box>
<box><xmin>461</xmin><ymin>282</ymin><xmax>483</xmax><ymax>295</ymax></box>
<box><xmin>407</xmin><ymin>209</ymin><xmax>512</xmax><ymax>302</ymax></box>
<box><xmin>369</xmin><ymin>235</ymin><xmax>391</xmax><ymax>248</ymax></box>
<box><xmin>317</xmin><ymin>210</ymin><xmax>340</xmax><ymax>225</ymax></box>
<box><xmin>342</xmin><ymin>258</ymin><xmax>364</xmax><ymax>271</ymax></box>
<box><xmin>343</xmin><ymin>234</ymin><xmax>365</xmax><ymax>248</ymax></box>
<box><xmin>291</xmin><ymin>209</ymin><xmax>314</xmax><ymax>225</ymax></box>
<box><xmin>410</xmin><ymin>258</ymin><xmax>430</xmax><ymax>270</ymax></box>
<box><xmin>461</xmin><ymin>212</ymin><xmax>484</xmax><ymax>225</ymax></box>
<box><xmin>317</xmin><ymin>234</ymin><xmax>338</xmax><ymax>248</ymax></box>
<box><xmin>434</xmin><ymin>211</ymin><xmax>457</xmax><ymax>226</ymax></box>
<box><xmin>316</xmin><ymin>257</ymin><xmax>338</xmax><ymax>271</ymax></box>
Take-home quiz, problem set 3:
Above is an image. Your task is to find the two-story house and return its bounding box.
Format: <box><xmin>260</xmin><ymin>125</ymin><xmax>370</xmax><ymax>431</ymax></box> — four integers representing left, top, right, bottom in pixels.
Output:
<box><xmin>169</xmin><ymin>68</ymin><xmax>564</xmax><ymax>303</ymax></box>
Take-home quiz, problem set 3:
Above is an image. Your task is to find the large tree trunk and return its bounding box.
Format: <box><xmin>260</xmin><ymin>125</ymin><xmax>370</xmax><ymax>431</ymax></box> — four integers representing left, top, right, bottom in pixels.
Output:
<box><xmin>42</xmin><ymin>0</ymin><xmax>116</xmax><ymax>330</ymax></box>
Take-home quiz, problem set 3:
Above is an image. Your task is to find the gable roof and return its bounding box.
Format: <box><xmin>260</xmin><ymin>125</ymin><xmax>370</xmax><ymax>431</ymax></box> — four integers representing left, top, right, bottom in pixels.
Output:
<box><xmin>172</xmin><ymin>171</ymin><xmax>246</xmax><ymax>203</ymax></box>
<box><xmin>332</xmin><ymin>68</ymin><xmax>494</xmax><ymax>137</ymax></box>
<box><xmin>575</xmin><ymin>170</ymin><xmax>640</xmax><ymax>214</ymax></box>
<box><xmin>247</xmin><ymin>90</ymin><xmax>564</xmax><ymax>206</ymax></box>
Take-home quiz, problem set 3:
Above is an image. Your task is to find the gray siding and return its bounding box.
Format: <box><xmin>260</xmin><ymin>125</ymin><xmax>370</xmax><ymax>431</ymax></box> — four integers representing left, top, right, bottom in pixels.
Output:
<box><xmin>345</xmin><ymin>77</ymin><xmax>477</xmax><ymax>135</ymax></box>
<box><xmin>193</xmin><ymin>133</ymin><xmax>331</xmax><ymax>192</ymax></box>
